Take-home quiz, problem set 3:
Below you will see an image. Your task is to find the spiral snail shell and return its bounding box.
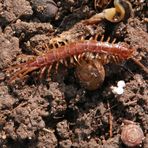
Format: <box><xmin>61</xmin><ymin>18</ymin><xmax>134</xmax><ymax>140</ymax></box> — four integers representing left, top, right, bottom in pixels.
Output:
<box><xmin>121</xmin><ymin>123</ymin><xmax>145</xmax><ymax>147</ymax></box>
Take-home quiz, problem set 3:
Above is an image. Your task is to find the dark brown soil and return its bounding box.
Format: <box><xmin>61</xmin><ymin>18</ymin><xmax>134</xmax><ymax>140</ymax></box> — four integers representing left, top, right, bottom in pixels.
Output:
<box><xmin>0</xmin><ymin>0</ymin><xmax>148</xmax><ymax>148</ymax></box>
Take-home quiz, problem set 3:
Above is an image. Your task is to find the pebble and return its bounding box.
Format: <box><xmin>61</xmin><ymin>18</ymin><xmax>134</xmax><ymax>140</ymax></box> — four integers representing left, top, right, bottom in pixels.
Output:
<box><xmin>111</xmin><ymin>80</ymin><xmax>126</xmax><ymax>95</ymax></box>
<box><xmin>31</xmin><ymin>0</ymin><xmax>58</xmax><ymax>21</ymax></box>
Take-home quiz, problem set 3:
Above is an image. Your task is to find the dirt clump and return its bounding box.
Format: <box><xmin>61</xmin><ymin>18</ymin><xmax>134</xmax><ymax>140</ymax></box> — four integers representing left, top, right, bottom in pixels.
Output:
<box><xmin>0</xmin><ymin>0</ymin><xmax>148</xmax><ymax>147</ymax></box>
<box><xmin>0</xmin><ymin>33</ymin><xmax>20</xmax><ymax>69</ymax></box>
<box><xmin>0</xmin><ymin>0</ymin><xmax>32</xmax><ymax>26</ymax></box>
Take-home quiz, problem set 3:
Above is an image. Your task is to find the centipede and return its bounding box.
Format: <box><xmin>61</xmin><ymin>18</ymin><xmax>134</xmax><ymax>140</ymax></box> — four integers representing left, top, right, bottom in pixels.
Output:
<box><xmin>5</xmin><ymin>36</ymin><xmax>135</xmax><ymax>84</ymax></box>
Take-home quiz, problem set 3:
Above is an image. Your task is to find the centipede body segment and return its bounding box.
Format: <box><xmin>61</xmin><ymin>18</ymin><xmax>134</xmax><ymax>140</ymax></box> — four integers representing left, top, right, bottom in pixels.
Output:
<box><xmin>6</xmin><ymin>38</ymin><xmax>135</xmax><ymax>84</ymax></box>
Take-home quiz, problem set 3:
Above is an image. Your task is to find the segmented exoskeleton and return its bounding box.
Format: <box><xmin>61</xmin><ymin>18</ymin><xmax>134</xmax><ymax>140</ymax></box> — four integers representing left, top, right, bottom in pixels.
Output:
<box><xmin>5</xmin><ymin>37</ymin><xmax>135</xmax><ymax>83</ymax></box>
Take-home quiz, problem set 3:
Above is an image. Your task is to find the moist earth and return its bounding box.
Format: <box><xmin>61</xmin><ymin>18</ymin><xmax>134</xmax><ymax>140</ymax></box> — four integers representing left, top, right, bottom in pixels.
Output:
<box><xmin>0</xmin><ymin>0</ymin><xmax>148</xmax><ymax>148</ymax></box>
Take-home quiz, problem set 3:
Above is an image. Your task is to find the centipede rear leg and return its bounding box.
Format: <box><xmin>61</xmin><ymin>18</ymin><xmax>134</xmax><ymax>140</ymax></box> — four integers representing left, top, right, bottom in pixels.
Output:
<box><xmin>36</xmin><ymin>65</ymin><xmax>52</xmax><ymax>85</ymax></box>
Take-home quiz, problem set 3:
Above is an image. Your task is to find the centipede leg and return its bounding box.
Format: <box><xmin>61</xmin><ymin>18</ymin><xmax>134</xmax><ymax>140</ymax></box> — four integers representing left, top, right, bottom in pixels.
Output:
<box><xmin>39</xmin><ymin>66</ymin><xmax>47</xmax><ymax>80</ymax></box>
<box><xmin>5</xmin><ymin>62</ymin><xmax>27</xmax><ymax>73</ymax></box>
<box><xmin>47</xmin><ymin>65</ymin><xmax>53</xmax><ymax>78</ymax></box>
<box><xmin>70</xmin><ymin>57</ymin><xmax>74</xmax><ymax>64</ymax></box>
<box><xmin>112</xmin><ymin>38</ymin><xmax>116</xmax><ymax>44</ymax></box>
<box><xmin>32</xmin><ymin>67</ymin><xmax>47</xmax><ymax>97</ymax></box>
<box><xmin>78</xmin><ymin>54</ymin><xmax>83</xmax><ymax>61</ymax></box>
<box><xmin>74</xmin><ymin>55</ymin><xmax>81</xmax><ymax>65</ymax></box>
<box><xmin>94</xmin><ymin>33</ymin><xmax>99</xmax><ymax>40</ymax></box>
<box><xmin>21</xmin><ymin>67</ymin><xmax>38</xmax><ymax>77</ymax></box>
<box><xmin>8</xmin><ymin>67</ymin><xmax>28</xmax><ymax>83</ymax></box>
<box><xmin>89</xmin><ymin>37</ymin><xmax>93</xmax><ymax>40</ymax></box>
<box><xmin>32</xmin><ymin>48</ymin><xmax>43</xmax><ymax>55</ymax></box>
<box><xmin>17</xmin><ymin>54</ymin><xmax>36</xmax><ymax>62</ymax></box>
<box><xmin>106</xmin><ymin>37</ymin><xmax>111</xmax><ymax>42</ymax></box>
<box><xmin>100</xmin><ymin>35</ymin><xmax>104</xmax><ymax>42</ymax></box>
<box><xmin>9</xmin><ymin>67</ymin><xmax>38</xmax><ymax>84</ymax></box>
<box><xmin>80</xmin><ymin>36</ymin><xmax>85</xmax><ymax>41</ymax></box>
<box><xmin>28</xmin><ymin>43</ymin><xmax>44</xmax><ymax>55</ymax></box>
<box><xmin>55</xmin><ymin>62</ymin><xmax>59</xmax><ymax>73</ymax></box>
<box><xmin>64</xmin><ymin>60</ymin><xmax>68</xmax><ymax>67</ymax></box>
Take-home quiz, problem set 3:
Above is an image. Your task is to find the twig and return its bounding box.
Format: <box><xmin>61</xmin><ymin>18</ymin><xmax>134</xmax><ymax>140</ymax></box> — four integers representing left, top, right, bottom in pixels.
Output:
<box><xmin>107</xmin><ymin>101</ymin><xmax>113</xmax><ymax>138</ymax></box>
<box><xmin>131</xmin><ymin>57</ymin><xmax>148</xmax><ymax>74</ymax></box>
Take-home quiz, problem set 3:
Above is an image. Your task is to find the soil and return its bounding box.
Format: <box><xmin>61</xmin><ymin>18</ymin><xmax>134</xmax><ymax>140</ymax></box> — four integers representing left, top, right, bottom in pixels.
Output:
<box><xmin>0</xmin><ymin>0</ymin><xmax>148</xmax><ymax>148</ymax></box>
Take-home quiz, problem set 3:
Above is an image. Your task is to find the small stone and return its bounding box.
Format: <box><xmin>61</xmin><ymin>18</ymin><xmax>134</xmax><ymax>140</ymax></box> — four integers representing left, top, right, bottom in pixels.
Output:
<box><xmin>117</xmin><ymin>80</ymin><xmax>126</xmax><ymax>88</ymax></box>
<box><xmin>121</xmin><ymin>124</ymin><xmax>145</xmax><ymax>147</ymax></box>
<box><xmin>31</xmin><ymin>0</ymin><xmax>58</xmax><ymax>21</ymax></box>
<box><xmin>111</xmin><ymin>86</ymin><xmax>124</xmax><ymax>95</ymax></box>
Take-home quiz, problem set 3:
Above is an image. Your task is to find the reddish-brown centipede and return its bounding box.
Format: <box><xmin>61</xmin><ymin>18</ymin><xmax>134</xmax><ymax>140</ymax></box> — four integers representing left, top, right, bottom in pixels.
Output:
<box><xmin>5</xmin><ymin>38</ymin><xmax>135</xmax><ymax>83</ymax></box>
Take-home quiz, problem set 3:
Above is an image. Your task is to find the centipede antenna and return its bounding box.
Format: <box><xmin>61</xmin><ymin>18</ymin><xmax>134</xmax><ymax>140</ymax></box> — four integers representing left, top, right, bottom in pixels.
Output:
<box><xmin>21</xmin><ymin>67</ymin><xmax>38</xmax><ymax>78</ymax></box>
<box><xmin>5</xmin><ymin>66</ymin><xmax>16</xmax><ymax>73</ymax></box>
<box><xmin>5</xmin><ymin>61</ymin><xmax>31</xmax><ymax>73</ymax></box>
<box><xmin>8</xmin><ymin>67</ymin><xmax>28</xmax><ymax>83</ymax></box>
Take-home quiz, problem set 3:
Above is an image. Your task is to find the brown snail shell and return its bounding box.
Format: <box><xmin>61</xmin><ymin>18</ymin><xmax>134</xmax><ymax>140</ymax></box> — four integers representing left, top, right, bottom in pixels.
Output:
<box><xmin>121</xmin><ymin>124</ymin><xmax>145</xmax><ymax>147</ymax></box>
<box><xmin>75</xmin><ymin>60</ymin><xmax>105</xmax><ymax>90</ymax></box>
<box><xmin>103</xmin><ymin>0</ymin><xmax>133</xmax><ymax>22</ymax></box>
